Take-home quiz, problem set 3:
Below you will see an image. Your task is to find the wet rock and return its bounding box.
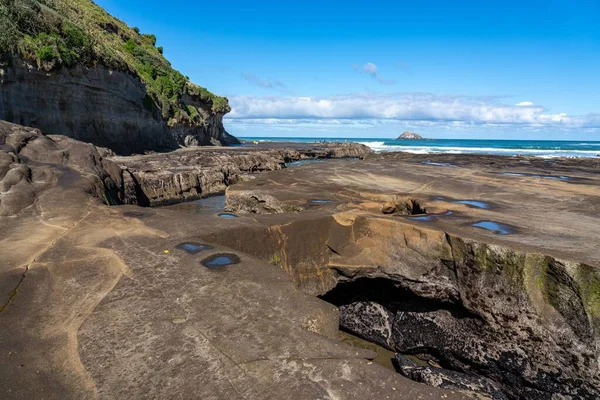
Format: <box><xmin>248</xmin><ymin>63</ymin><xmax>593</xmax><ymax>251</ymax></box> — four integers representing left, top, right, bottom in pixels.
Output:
<box><xmin>225</xmin><ymin>191</ymin><xmax>303</xmax><ymax>214</ymax></box>
<box><xmin>339</xmin><ymin>302</ymin><xmax>395</xmax><ymax>348</ymax></box>
<box><xmin>395</xmin><ymin>355</ymin><xmax>508</xmax><ymax>400</ymax></box>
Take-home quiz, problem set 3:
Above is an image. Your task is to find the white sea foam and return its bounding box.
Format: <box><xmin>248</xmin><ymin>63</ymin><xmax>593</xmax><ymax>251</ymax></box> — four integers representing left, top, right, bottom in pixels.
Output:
<box><xmin>356</xmin><ymin>142</ymin><xmax>600</xmax><ymax>158</ymax></box>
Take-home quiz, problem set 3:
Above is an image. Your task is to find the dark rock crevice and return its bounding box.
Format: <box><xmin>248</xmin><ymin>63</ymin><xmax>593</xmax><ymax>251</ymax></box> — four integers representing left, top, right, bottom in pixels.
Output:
<box><xmin>320</xmin><ymin>274</ymin><xmax>599</xmax><ymax>400</ymax></box>
<box><xmin>0</xmin><ymin>265</ymin><xmax>29</xmax><ymax>313</ymax></box>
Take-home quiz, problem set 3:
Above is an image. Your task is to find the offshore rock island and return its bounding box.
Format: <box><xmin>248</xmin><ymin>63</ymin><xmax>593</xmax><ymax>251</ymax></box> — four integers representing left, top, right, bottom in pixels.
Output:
<box><xmin>396</xmin><ymin>132</ymin><xmax>424</xmax><ymax>140</ymax></box>
<box><xmin>1</xmin><ymin>1</ymin><xmax>599</xmax><ymax>400</ymax></box>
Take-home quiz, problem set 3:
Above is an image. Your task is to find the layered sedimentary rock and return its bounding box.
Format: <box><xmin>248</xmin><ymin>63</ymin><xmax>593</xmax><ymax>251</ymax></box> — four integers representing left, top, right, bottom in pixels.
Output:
<box><xmin>0</xmin><ymin>58</ymin><xmax>236</xmax><ymax>155</ymax></box>
<box><xmin>0</xmin><ymin>0</ymin><xmax>237</xmax><ymax>154</ymax></box>
<box><xmin>4</xmin><ymin>114</ymin><xmax>600</xmax><ymax>399</ymax></box>
<box><xmin>115</xmin><ymin>142</ymin><xmax>371</xmax><ymax>206</ymax></box>
<box><xmin>204</xmin><ymin>212</ymin><xmax>600</xmax><ymax>399</ymax></box>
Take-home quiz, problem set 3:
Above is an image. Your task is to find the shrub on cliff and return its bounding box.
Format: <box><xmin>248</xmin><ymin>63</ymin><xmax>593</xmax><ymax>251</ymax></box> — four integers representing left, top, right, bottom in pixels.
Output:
<box><xmin>0</xmin><ymin>0</ymin><xmax>230</xmax><ymax>119</ymax></box>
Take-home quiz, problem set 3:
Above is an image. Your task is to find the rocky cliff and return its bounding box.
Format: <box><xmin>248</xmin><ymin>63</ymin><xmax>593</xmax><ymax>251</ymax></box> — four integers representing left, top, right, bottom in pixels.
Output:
<box><xmin>0</xmin><ymin>0</ymin><xmax>238</xmax><ymax>154</ymax></box>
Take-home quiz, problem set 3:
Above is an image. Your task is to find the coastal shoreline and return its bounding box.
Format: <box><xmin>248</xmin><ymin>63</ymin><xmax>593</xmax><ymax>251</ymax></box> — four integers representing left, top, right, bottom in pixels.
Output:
<box><xmin>2</xmin><ymin>119</ymin><xmax>600</xmax><ymax>399</ymax></box>
<box><xmin>235</xmin><ymin>137</ymin><xmax>600</xmax><ymax>158</ymax></box>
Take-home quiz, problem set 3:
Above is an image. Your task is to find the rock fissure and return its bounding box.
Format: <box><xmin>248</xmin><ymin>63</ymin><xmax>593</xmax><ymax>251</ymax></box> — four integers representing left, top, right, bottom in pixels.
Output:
<box><xmin>200</xmin><ymin>205</ymin><xmax>600</xmax><ymax>399</ymax></box>
<box><xmin>0</xmin><ymin>264</ymin><xmax>28</xmax><ymax>313</ymax></box>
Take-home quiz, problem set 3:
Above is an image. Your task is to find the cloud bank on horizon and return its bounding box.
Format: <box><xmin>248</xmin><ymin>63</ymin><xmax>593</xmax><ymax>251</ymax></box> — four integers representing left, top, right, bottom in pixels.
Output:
<box><xmin>227</xmin><ymin>62</ymin><xmax>599</xmax><ymax>138</ymax></box>
<box><xmin>225</xmin><ymin>93</ymin><xmax>600</xmax><ymax>135</ymax></box>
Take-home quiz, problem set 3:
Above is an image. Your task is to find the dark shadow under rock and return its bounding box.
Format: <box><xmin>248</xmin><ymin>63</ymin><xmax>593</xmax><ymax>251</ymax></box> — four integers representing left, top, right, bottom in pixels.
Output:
<box><xmin>395</xmin><ymin>354</ymin><xmax>508</xmax><ymax>400</ymax></box>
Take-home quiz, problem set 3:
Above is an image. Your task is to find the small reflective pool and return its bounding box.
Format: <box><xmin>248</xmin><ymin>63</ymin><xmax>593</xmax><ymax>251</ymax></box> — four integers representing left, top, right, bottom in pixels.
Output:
<box><xmin>176</xmin><ymin>242</ymin><xmax>213</xmax><ymax>254</ymax></box>
<box><xmin>218</xmin><ymin>212</ymin><xmax>239</xmax><ymax>218</ymax></box>
<box><xmin>310</xmin><ymin>199</ymin><xmax>333</xmax><ymax>204</ymax></box>
<box><xmin>164</xmin><ymin>194</ymin><xmax>226</xmax><ymax>215</ymax></box>
<box><xmin>422</xmin><ymin>161</ymin><xmax>456</xmax><ymax>167</ymax></box>
<box><xmin>471</xmin><ymin>221</ymin><xmax>515</xmax><ymax>235</ymax></box>
<box><xmin>501</xmin><ymin>172</ymin><xmax>571</xmax><ymax>181</ymax></box>
<box><xmin>201</xmin><ymin>253</ymin><xmax>241</xmax><ymax>269</ymax></box>
<box><xmin>409</xmin><ymin>215</ymin><xmax>434</xmax><ymax>221</ymax></box>
<box><xmin>286</xmin><ymin>159</ymin><xmax>326</xmax><ymax>168</ymax></box>
<box><xmin>453</xmin><ymin>200</ymin><xmax>490</xmax><ymax>209</ymax></box>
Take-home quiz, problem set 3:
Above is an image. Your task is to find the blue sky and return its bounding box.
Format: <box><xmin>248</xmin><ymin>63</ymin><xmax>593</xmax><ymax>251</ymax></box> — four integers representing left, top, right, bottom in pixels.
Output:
<box><xmin>95</xmin><ymin>0</ymin><xmax>600</xmax><ymax>139</ymax></box>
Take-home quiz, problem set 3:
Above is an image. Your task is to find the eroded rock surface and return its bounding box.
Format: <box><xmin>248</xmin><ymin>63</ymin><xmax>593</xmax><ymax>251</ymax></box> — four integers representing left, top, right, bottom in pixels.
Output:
<box><xmin>114</xmin><ymin>142</ymin><xmax>371</xmax><ymax>206</ymax></box>
<box><xmin>0</xmin><ymin>120</ymin><xmax>122</xmax><ymax>217</ymax></box>
<box><xmin>3</xmin><ymin>119</ymin><xmax>599</xmax><ymax>399</ymax></box>
<box><xmin>1</xmin><ymin>121</ymin><xmax>463</xmax><ymax>399</ymax></box>
<box><xmin>201</xmin><ymin>155</ymin><xmax>600</xmax><ymax>399</ymax></box>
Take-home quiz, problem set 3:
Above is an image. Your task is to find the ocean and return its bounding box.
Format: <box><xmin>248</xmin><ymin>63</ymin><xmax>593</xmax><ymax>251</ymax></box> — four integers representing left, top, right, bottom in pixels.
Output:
<box><xmin>238</xmin><ymin>137</ymin><xmax>600</xmax><ymax>158</ymax></box>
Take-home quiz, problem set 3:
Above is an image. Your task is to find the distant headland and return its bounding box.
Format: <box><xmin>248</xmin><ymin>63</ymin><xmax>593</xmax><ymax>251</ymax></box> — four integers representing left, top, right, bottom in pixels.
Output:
<box><xmin>396</xmin><ymin>131</ymin><xmax>424</xmax><ymax>140</ymax></box>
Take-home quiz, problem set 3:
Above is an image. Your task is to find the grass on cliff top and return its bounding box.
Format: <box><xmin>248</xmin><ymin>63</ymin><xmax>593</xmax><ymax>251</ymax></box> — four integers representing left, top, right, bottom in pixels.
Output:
<box><xmin>0</xmin><ymin>0</ymin><xmax>230</xmax><ymax>118</ymax></box>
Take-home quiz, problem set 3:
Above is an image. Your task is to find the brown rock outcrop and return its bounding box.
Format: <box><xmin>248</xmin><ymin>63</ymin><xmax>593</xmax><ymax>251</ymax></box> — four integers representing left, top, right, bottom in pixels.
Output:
<box><xmin>0</xmin><ymin>119</ymin><xmax>466</xmax><ymax>399</ymax></box>
<box><xmin>0</xmin><ymin>119</ymin><xmax>122</xmax><ymax>217</ymax></box>
<box><xmin>200</xmin><ymin>156</ymin><xmax>600</xmax><ymax>399</ymax></box>
<box><xmin>114</xmin><ymin>142</ymin><xmax>371</xmax><ymax>206</ymax></box>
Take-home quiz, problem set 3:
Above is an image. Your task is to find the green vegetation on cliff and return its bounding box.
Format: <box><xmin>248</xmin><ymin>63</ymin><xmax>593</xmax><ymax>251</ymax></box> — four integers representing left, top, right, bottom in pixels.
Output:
<box><xmin>0</xmin><ymin>0</ymin><xmax>230</xmax><ymax>121</ymax></box>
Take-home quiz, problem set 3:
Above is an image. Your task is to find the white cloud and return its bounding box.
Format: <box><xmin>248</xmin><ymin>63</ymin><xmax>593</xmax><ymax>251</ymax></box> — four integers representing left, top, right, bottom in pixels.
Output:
<box><xmin>363</xmin><ymin>62</ymin><xmax>378</xmax><ymax>75</ymax></box>
<box><xmin>226</xmin><ymin>93</ymin><xmax>600</xmax><ymax>129</ymax></box>
<box><xmin>353</xmin><ymin>62</ymin><xmax>396</xmax><ymax>85</ymax></box>
<box><xmin>516</xmin><ymin>101</ymin><xmax>535</xmax><ymax>106</ymax></box>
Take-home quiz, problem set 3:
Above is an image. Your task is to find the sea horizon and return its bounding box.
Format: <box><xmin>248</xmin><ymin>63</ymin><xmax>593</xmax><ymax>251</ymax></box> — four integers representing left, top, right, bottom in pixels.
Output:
<box><xmin>237</xmin><ymin>136</ymin><xmax>600</xmax><ymax>158</ymax></box>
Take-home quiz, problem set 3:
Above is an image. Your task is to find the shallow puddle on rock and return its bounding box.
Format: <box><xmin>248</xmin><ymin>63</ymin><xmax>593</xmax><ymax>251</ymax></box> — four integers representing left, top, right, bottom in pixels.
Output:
<box><xmin>310</xmin><ymin>199</ymin><xmax>333</xmax><ymax>204</ymax></box>
<box><xmin>285</xmin><ymin>159</ymin><xmax>326</xmax><ymax>168</ymax></box>
<box><xmin>409</xmin><ymin>215</ymin><xmax>434</xmax><ymax>221</ymax></box>
<box><xmin>501</xmin><ymin>172</ymin><xmax>571</xmax><ymax>181</ymax></box>
<box><xmin>176</xmin><ymin>242</ymin><xmax>213</xmax><ymax>254</ymax></box>
<box><xmin>201</xmin><ymin>253</ymin><xmax>241</xmax><ymax>269</ymax></box>
<box><xmin>164</xmin><ymin>194</ymin><xmax>226</xmax><ymax>215</ymax></box>
<box><xmin>422</xmin><ymin>161</ymin><xmax>456</xmax><ymax>167</ymax></box>
<box><xmin>453</xmin><ymin>200</ymin><xmax>490</xmax><ymax>209</ymax></box>
<box><xmin>339</xmin><ymin>331</ymin><xmax>397</xmax><ymax>372</ymax></box>
<box><xmin>472</xmin><ymin>221</ymin><xmax>515</xmax><ymax>235</ymax></box>
<box><xmin>218</xmin><ymin>212</ymin><xmax>239</xmax><ymax>218</ymax></box>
